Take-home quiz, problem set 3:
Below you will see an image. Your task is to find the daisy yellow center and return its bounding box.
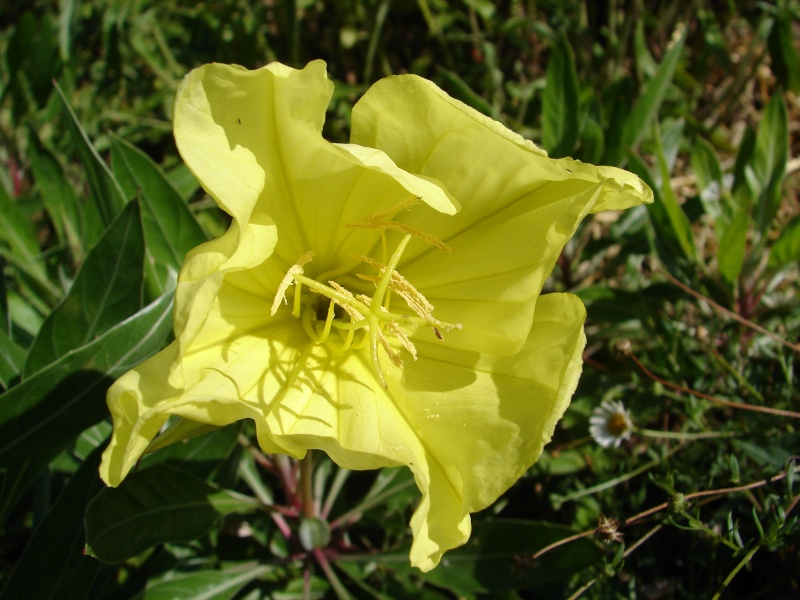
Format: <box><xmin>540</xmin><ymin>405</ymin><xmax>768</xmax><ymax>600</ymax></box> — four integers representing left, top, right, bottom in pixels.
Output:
<box><xmin>271</xmin><ymin>221</ymin><xmax>461</xmax><ymax>387</ymax></box>
<box><xmin>607</xmin><ymin>412</ymin><xmax>631</xmax><ymax>437</ymax></box>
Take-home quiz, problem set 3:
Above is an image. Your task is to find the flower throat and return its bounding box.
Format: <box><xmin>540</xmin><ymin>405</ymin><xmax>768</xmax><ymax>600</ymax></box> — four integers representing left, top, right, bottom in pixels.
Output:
<box><xmin>271</xmin><ymin>198</ymin><xmax>461</xmax><ymax>388</ymax></box>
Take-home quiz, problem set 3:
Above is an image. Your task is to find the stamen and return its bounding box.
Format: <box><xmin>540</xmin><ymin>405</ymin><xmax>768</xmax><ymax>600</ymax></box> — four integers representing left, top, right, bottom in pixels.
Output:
<box><xmin>349</xmin><ymin>220</ymin><xmax>451</xmax><ymax>252</ymax></box>
<box><xmin>367</xmin><ymin>314</ymin><xmax>386</xmax><ymax>387</ymax></box>
<box><xmin>350</xmin><ymin>195</ymin><xmax>420</xmax><ymax>225</ymax></box>
<box><xmin>386</xmin><ymin>322</ymin><xmax>417</xmax><ymax>360</ymax></box>
<box><xmin>354</xmin><ymin>258</ymin><xmax>435</xmax><ymax>322</ymax></box>
<box><xmin>272</xmin><ymin>251</ymin><xmax>316</xmax><ymax>316</ymax></box>
<box><xmin>373</xmin><ymin>234</ymin><xmax>411</xmax><ymax>310</ymax></box>
<box><xmin>380</xmin><ymin>334</ymin><xmax>403</xmax><ymax>368</ymax></box>
<box><xmin>272</xmin><ymin>227</ymin><xmax>461</xmax><ymax>388</ymax></box>
<box><xmin>328</xmin><ymin>281</ymin><xmax>364</xmax><ymax>322</ymax></box>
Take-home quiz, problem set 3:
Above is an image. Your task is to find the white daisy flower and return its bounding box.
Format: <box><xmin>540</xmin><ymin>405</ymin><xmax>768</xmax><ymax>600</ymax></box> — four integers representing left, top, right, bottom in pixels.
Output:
<box><xmin>590</xmin><ymin>400</ymin><xmax>634</xmax><ymax>448</ymax></box>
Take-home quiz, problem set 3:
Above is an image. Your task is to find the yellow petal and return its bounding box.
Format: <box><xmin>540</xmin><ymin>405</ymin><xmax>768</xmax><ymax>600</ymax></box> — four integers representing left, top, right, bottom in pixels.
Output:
<box><xmin>352</xmin><ymin>75</ymin><xmax>651</xmax><ymax>355</ymax></box>
<box><xmin>388</xmin><ymin>292</ymin><xmax>586</xmax><ymax>570</ymax></box>
<box><xmin>175</xmin><ymin>61</ymin><xmax>455</xmax><ymax>282</ymax></box>
<box><xmin>100</xmin><ymin>273</ymin><xmax>301</xmax><ymax>485</ymax></box>
<box><xmin>174</xmin><ymin>60</ymin><xmax>332</xmax><ymax>225</ymax></box>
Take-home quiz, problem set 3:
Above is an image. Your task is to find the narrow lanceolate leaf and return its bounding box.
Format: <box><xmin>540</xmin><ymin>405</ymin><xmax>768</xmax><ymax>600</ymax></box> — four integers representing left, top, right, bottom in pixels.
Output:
<box><xmin>140</xmin><ymin>422</ymin><xmax>241</xmax><ymax>481</ymax></box>
<box><xmin>617</xmin><ymin>24</ymin><xmax>687</xmax><ymax>164</ymax></box>
<box><xmin>627</xmin><ymin>152</ymin><xmax>690</xmax><ymax>271</ymax></box>
<box><xmin>0</xmin><ymin>454</ymin><xmax>52</xmax><ymax>532</ymax></box>
<box><xmin>767</xmin><ymin>9</ymin><xmax>800</xmax><ymax>94</ymax></box>
<box><xmin>769</xmin><ymin>217</ymin><xmax>800</xmax><ymax>270</ymax></box>
<box><xmin>718</xmin><ymin>208</ymin><xmax>749</xmax><ymax>283</ymax></box>
<box><xmin>54</xmin><ymin>81</ymin><xmax>126</xmax><ymax>227</ymax></box>
<box><xmin>140</xmin><ymin>563</ymin><xmax>272</xmax><ymax>600</ymax></box>
<box><xmin>0</xmin><ymin>329</ymin><xmax>26</xmax><ymax>390</ymax></box>
<box><xmin>0</xmin><ymin>292</ymin><xmax>173</xmax><ymax>468</ymax></box>
<box><xmin>752</xmin><ymin>93</ymin><xmax>788</xmax><ymax>232</ymax></box>
<box><xmin>0</xmin><ymin>446</ymin><xmax>107</xmax><ymax>600</ymax></box>
<box><xmin>690</xmin><ymin>136</ymin><xmax>726</xmax><ymax>221</ymax></box>
<box><xmin>435</xmin><ymin>69</ymin><xmax>496</xmax><ymax>118</ymax></box>
<box><xmin>27</xmin><ymin>129</ymin><xmax>102</xmax><ymax>259</ymax></box>
<box><xmin>542</xmin><ymin>34</ymin><xmax>580</xmax><ymax>158</ymax></box>
<box><xmin>23</xmin><ymin>200</ymin><xmax>144</xmax><ymax>377</ymax></box>
<box><xmin>110</xmin><ymin>135</ymin><xmax>207</xmax><ymax>295</ymax></box>
<box><xmin>85</xmin><ymin>464</ymin><xmax>261</xmax><ymax>563</ymax></box>
<box><xmin>653</xmin><ymin>123</ymin><xmax>696</xmax><ymax>262</ymax></box>
<box><xmin>0</xmin><ymin>181</ymin><xmax>54</xmax><ymax>295</ymax></box>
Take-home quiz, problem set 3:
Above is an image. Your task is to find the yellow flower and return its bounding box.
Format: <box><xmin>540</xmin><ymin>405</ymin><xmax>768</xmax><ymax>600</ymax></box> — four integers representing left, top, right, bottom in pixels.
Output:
<box><xmin>99</xmin><ymin>60</ymin><xmax>652</xmax><ymax>571</ymax></box>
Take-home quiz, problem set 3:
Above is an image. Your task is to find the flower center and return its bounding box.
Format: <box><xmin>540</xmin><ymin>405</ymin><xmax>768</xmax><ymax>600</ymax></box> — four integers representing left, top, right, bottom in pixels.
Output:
<box><xmin>271</xmin><ymin>202</ymin><xmax>461</xmax><ymax>388</ymax></box>
<box><xmin>606</xmin><ymin>412</ymin><xmax>631</xmax><ymax>437</ymax></box>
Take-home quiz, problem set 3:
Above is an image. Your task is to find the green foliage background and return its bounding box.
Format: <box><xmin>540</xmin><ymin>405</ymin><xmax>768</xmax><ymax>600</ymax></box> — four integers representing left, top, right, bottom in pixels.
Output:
<box><xmin>1</xmin><ymin>0</ymin><xmax>799</xmax><ymax>598</ymax></box>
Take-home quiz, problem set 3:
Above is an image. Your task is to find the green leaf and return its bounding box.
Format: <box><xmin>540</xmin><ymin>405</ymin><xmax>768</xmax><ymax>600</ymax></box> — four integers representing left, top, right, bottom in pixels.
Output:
<box><xmin>462</xmin><ymin>0</ymin><xmax>495</xmax><ymax>19</ymax></box>
<box><xmin>140</xmin><ymin>563</ymin><xmax>272</xmax><ymax>600</ymax></box>
<box><xmin>0</xmin><ymin>454</ymin><xmax>52</xmax><ymax>532</ymax></box>
<box><xmin>578</xmin><ymin>117</ymin><xmax>604</xmax><ymax>164</ymax></box>
<box><xmin>85</xmin><ymin>464</ymin><xmax>261</xmax><ymax>563</ymax></box>
<box><xmin>536</xmin><ymin>449</ymin><xmax>586</xmax><ymax>475</ymax></box>
<box><xmin>0</xmin><ymin>329</ymin><xmax>26</xmax><ymax>390</ymax></box>
<box><xmin>436</xmin><ymin>69</ymin><xmax>497</xmax><ymax>118</ymax></box>
<box><xmin>27</xmin><ymin>129</ymin><xmax>101</xmax><ymax>260</ymax></box>
<box><xmin>0</xmin><ymin>445</ymin><xmax>107</xmax><ymax>600</ymax></box>
<box><xmin>653</xmin><ymin>122</ymin><xmax>696</xmax><ymax>261</ymax></box>
<box><xmin>542</xmin><ymin>34</ymin><xmax>580</xmax><ymax>158</ymax></box>
<box><xmin>24</xmin><ymin>200</ymin><xmax>144</xmax><ymax>377</ymax></box>
<box><xmin>600</xmin><ymin>77</ymin><xmax>634</xmax><ymax>166</ymax></box>
<box><xmin>0</xmin><ymin>181</ymin><xmax>54</xmax><ymax>297</ymax></box>
<box><xmin>717</xmin><ymin>208</ymin><xmax>749</xmax><ymax>283</ymax></box>
<box><xmin>0</xmin><ymin>292</ymin><xmax>173</xmax><ymax>469</ymax></box>
<box><xmin>769</xmin><ymin>217</ymin><xmax>800</xmax><ymax>270</ymax></box>
<box><xmin>54</xmin><ymin>81</ymin><xmax>126</xmax><ymax>227</ymax></box>
<box><xmin>110</xmin><ymin>135</ymin><xmax>207</xmax><ymax>296</ymax></box>
<box><xmin>140</xmin><ymin>422</ymin><xmax>241</xmax><ymax>480</ymax></box>
<box><xmin>767</xmin><ymin>9</ymin><xmax>800</xmax><ymax>94</ymax></box>
<box><xmin>627</xmin><ymin>152</ymin><xmax>692</xmax><ymax>271</ymax></box>
<box><xmin>166</xmin><ymin>163</ymin><xmax>201</xmax><ymax>202</ymax></box>
<box><xmin>141</xmin><ymin>418</ymin><xmax>225</xmax><ymax>457</ymax></box>
<box><xmin>6</xmin><ymin>12</ymin><xmax>60</xmax><ymax>114</ymax></box>
<box><xmin>733</xmin><ymin>440</ymin><xmax>793</xmax><ymax>469</ymax></box>
<box><xmin>690</xmin><ymin>137</ymin><xmax>725</xmax><ymax>217</ymax></box>
<box><xmin>752</xmin><ymin>93</ymin><xmax>788</xmax><ymax>231</ymax></box>
<box><xmin>732</xmin><ymin>127</ymin><xmax>756</xmax><ymax>201</ymax></box>
<box><xmin>617</xmin><ymin>25</ymin><xmax>687</xmax><ymax>164</ymax></box>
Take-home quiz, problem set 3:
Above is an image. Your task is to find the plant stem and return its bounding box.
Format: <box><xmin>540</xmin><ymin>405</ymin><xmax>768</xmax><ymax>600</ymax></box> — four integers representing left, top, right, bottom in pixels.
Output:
<box><xmin>628</xmin><ymin>350</ymin><xmax>800</xmax><ymax>419</ymax></box>
<box><xmin>711</xmin><ymin>543</ymin><xmax>762</xmax><ymax>600</ymax></box>
<box><xmin>542</xmin><ymin>466</ymin><xmax>800</xmax><ymax>562</ymax></box>
<box><xmin>314</xmin><ymin>548</ymin><xmax>352</xmax><ymax>600</ymax></box>
<box><xmin>676</xmin><ymin>509</ymin><xmax>741</xmax><ymax>552</ymax></box>
<box><xmin>638</xmin><ymin>428</ymin><xmax>739</xmax><ymax>440</ymax></box>
<box><xmin>300</xmin><ymin>450</ymin><xmax>316</xmax><ymax>519</ymax></box>
<box><xmin>709</xmin><ymin>346</ymin><xmax>765</xmax><ymax>403</ymax></box>
<box><xmin>321</xmin><ymin>467</ymin><xmax>351</xmax><ymax>520</ymax></box>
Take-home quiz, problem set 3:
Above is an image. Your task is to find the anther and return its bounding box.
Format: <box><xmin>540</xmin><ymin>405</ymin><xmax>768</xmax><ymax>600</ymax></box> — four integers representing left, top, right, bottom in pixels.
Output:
<box><xmin>272</xmin><ymin>251</ymin><xmax>316</xmax><ymax>316</ymax></box>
